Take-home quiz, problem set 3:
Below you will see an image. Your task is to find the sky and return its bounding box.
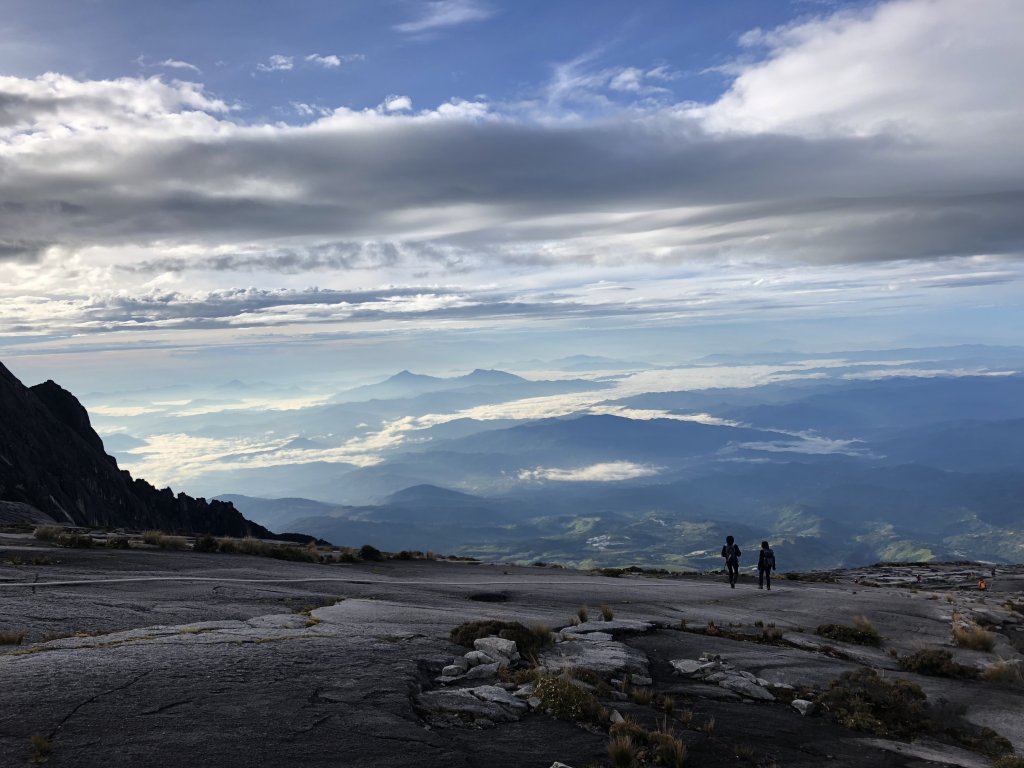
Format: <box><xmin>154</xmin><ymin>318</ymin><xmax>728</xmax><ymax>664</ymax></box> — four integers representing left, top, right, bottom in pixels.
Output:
<box><xmin>1</xmin><ymin>0</ymin><xmax>1023</xmax><ymax>393</ymax></box>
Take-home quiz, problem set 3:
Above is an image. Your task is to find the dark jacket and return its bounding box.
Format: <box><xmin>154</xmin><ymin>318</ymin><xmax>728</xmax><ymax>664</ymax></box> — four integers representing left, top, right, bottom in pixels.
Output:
<box><xmin>721</xmin><ymin>543</ymin><xmax>741</xmax><ymax>563</ymax></box>
<box><xmin>758</xmin><ymin>548</ymin><xmax>776</xmax><ymax>571</ymax></box>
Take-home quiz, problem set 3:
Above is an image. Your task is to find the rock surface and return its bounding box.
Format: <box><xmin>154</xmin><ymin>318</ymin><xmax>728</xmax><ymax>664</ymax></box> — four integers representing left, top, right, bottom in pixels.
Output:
<box><xmin>1</xmin><ymin>543</ymin><xmax>1022</xmax><ymax>767</ymax></box>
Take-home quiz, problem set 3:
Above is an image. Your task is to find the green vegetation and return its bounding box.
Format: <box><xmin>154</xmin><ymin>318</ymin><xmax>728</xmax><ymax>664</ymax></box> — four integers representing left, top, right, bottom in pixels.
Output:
<box><xmin>993</xmin><ymin>756</ymin><xmax>1024</xmax><ymax>768</ymax></box>
<box><xmin>815</xmin><ymin>616</ymin><xmax>881</xmax><ymax>646</ymax></box>
<box><xmin>817</xmin><ymin>668</ymin><xmax>929</xmax><ymax>738</ymax></box>
<box><xmin>898</xmin><ymin>648</ymin><xmax>977</xmax><ymax>679</ymax></box>
<box><xmin>449</xmin><ymin>620</ymin><xmax>553</xmax><ymax>658</ymax></box>
<box><xmin>533</xmin><ymin>670</ymin><xmax>607</xmax><ymax>723</ymax></box>
<box><xmin>0</xmin><ymin>631</ymin><xmax>25</xmax><ymax>645</ymax></box>
<box><xmin>32</xmin><ymin>526</ymin><xmax>61</xmax><ymax>542</ymax></box>
<box><xmin>56</xmin><ymin>532</ymin><xmax>93</xmax><ymax>548</ymax></box>
<box><xmin>30</xmin><ymin>734</ymin><xmax>51</xmax><ymax>765</ymax></box>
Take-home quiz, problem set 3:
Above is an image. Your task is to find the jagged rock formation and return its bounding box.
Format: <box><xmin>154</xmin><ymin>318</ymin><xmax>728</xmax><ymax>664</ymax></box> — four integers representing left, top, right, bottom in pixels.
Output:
<box><xmin>0</xmin><ymin>360</ymin><xmax>271</xmax><ymax>536</ymax></box>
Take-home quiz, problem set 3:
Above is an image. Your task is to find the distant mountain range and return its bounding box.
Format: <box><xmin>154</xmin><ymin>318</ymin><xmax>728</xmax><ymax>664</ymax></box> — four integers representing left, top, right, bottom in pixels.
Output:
<box><xmin>215</xmin><ymin>368</ymin><xmax>1024</xmax><ymax>570</ymax></box>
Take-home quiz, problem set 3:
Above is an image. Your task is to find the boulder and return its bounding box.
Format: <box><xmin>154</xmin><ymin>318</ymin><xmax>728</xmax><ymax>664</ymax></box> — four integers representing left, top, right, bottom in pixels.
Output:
<box><xmin>474</xmin><ymin>636</ymin><xmax>519</xmax><ymax>662</ymax></box>
<box><xmin>465</xmin><ymin>650</ymin><xmax>498</xmax><ymax>666</ymax></box>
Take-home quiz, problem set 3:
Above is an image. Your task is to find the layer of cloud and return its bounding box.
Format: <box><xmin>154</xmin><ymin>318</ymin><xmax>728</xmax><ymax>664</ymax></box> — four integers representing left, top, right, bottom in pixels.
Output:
<box><xmin>394</xmin><ymin>0</ymin><xmax>495</xmax><ymax>34</ymax></box>
<box><xmin>518</xmin><ymin>461</ymin><xmax>662</xmax><ymax>483</ymax></box>
<box><xmin>0</xmin><ymin>0</ymin><xmax>1022</xmax><ymax>348</ymax></box>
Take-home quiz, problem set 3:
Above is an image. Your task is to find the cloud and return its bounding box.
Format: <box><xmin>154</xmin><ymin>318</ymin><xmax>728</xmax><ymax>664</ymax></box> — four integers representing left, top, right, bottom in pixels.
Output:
<box><xmin>1</xmin><ymin>0</ymin><xmax>1023</xmax><ymax>349</ymax></box>
<box><xmin>305</xmin><ymin>53</ymin><xmax>342</xmax><ymax>69</ymax></box>
<box><xmin>158</xmin><ymin>58</ymin><xmax>201</xmax><ymax>73</ymax></box>
<box><xmin>394</xmin><ymin>0</ymin><xmax>495</xmax><ymax>34</ymax></box>
<box><xmin>383</xmin><ymin>95</ymin><xmax>413</xmax><ymax>112</ymax></box>
<box><xmin>256</xmin><ymin>54</ymin><xmax>294</xmax><ymax>72</ymax></box>
<box><xmin>518</xmin><ymin>461</ymin><xmax>661</xmax><ymax>483</ymax></box>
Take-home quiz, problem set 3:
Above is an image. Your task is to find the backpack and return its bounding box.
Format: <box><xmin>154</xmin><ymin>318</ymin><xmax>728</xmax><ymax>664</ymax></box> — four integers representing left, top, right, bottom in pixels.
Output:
<box><xmin>764</xmin><ymin>549</ymin><xmax>776</xmax><ymax>570</ymax></box>
<box><xmin>724</xmin><ymin>543</ymin><xmax>739</xmax><ymax>562</ymax></box>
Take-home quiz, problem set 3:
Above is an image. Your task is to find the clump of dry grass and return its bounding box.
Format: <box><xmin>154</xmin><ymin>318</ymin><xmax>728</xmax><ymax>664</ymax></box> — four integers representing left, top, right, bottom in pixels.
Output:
<box><xmin>32</xmin><ymin>525</ymin><xmax>62</xmax><ymax>542</ymax></box>
<box><xmin>630</xmin><ymin>686</ymin><xmax>653</xmax><ymax>705</ymax></box>
<box><xmin>608</xmin><ymin>733</ymin><xmax>638</xmax><ymax>768</ymax></box>
<box><xmin>982</xmin><ymin>660</ymin><xmax>1024</xmax><ymax>687</ymax></box>
<box><xmin>816</xmin><ymin>615</ymin><xmax>881</xmax><ymax>646</ymax></box>
<box><xmin>576</xmin><ymin>605</ymin><xmax>589</xmax><ymax>623</ymax></box>
<box><xmin>898</xmin><ymin>648</ymin><xmax>978</xmax><ymax>679</ymax></box>
<box><xmin>600</xmin><ymin>604</ymin><xmax>614</xmax><ymax>621</ymax></box>
<box><xmin>952</xmin><ymin>624</ymin><xmax>996</xmax><ymax>652</ymax></box>
<box><xmin>0</xmin><ymin>631</ymin><xmax>25</xmax><ymax>645</ymax></box>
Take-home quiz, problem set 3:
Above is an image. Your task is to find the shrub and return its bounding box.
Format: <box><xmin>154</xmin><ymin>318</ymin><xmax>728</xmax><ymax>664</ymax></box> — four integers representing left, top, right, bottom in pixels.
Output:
<box><xmin>577</xmin><ymin>605</ymin><xmax>589</xmax><ymax>623</ymax></box>
<box><xmin>142</xmin><ymin>530</ymin><xmax>164</xmax><ymax>545</ymax></box>
<box><xmin>157</xmin><ymin>535</ymin><xmax>188</xmax><ymax>551</ymax></box>
<box><xmin>106</xmin><ymin>536</ymin><xmax>130</xmax><ymax>549</ymax></box>
<box><xmin>898</xmin><ymin>648</ymin><xmax>977</xmax><ymax>679</ymax></box>
<box><xmin>33</xmin><ymin>526</ymin><xmax>62</xmax><ymax>542</ymax></box>
<box><xmin>193</xmin><ymin>534</ymin><xmax>218</xmax><ymax>553</ymax></box>
<box><xmin>982</xmin><ymin>660</ymin><xmax>1024</xmax><ymax>687</ymax></box>
<box><xmin>359</xmin><ymin>544</ymin><xmax>385</xmax><ymax>561</ymax></box>
<box><xmin>0</xmin><ymin>631</ymin><xmax>25</xmax><ymax>645</ymax></box>
<box><xmin>816</xmin><ymin>668</ymin><xmax>929</xmax><ymax>738</ymax></box>
<box><xmin>952</xmin><ymin>625</ymin><xmax>996</xmax><ymax>652</ymax></box>
<box><xmin>449</xmin><ymin>620</ymin><xmax>553</xmax><ymax>659</ymax></box>
<box><xmin>816</xmin><ymin>616</ymin><xmax>881</xmax><ymax>646</ymax></box>
<box><xmin>56</xmin><ymin>532</ymin><xmax>93</xmax><ymax>548</ymax></box>
<box><xmin>600</xmin><ymin>604</ymin><xmax>614</xmax><ymax>621</ymax></box>
<box><xmin>217</xmin><ymin>537</ymin><xmax>239</xmax><ymax>554</ymax></box>
<box><xmin>534</xmin><ymin>672</ymin><xmax>605</xmax><ymax>722</ymax></box>
<box><xmin>994</xmin><ymin>756</ymin><xmax>1024</xmax><ymax>768</ymax></box>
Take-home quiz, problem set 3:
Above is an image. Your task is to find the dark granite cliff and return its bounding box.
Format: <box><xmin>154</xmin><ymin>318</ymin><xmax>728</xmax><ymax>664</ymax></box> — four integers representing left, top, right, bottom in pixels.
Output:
<box><xmin>0</xmin><ymin>360</ymin><xmax>271</xmax><ymax>536</ymax></box>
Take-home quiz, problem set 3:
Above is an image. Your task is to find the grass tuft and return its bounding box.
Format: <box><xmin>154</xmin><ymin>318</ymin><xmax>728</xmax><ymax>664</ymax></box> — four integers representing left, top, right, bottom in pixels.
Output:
<box><xmin>982</xmin><ymin>660</ymin><xmax>1024</xmax><ymax>687</ymax></box>
<box><xmin>1</xmin><ymin>631</ymin><xmax>25</xmax><ymax>645</ymax></box>
<box><xmin>600</xmin><ymin>604</ymin><xmax>614</xmax><ymax>621</ymax></box>
<box><xmin>608</xmin><ymin>734</ymin><xmax>638</xmax><ymax>768</ymax></box>
<box><xmin>898</xmin><ymin>648</ymin><xmax>978</xmax><ymax>679</ymax></box>
<box><xmin>952</xmin><ymin>624</ymin><xmax>996</xmax><ymax>652</ymax></box>
<box><xmin>576</xmin><ymin>605</ymin><xmax>589</xmax><ymax>623</ymax></box>
<box><xmin>30</xmin><ymin>734</ymin><xmax>51</xmax><ymax>764</ymax></box>
<box><xmin>815</xmin><ymin>615</ymin><xmax>881</xmax><ymax>646</ymax></box>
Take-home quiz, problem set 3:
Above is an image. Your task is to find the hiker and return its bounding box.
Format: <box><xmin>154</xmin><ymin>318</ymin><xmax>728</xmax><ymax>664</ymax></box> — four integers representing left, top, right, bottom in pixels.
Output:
<box><xmin>721</xmin><ymin>535</ymin><xmax>741</xmax><ymax>588</ymax></box>
<box><xmin>757</xmin><ymin>540</ymin><xmax>776</xmax><ymax>590</ymax></box>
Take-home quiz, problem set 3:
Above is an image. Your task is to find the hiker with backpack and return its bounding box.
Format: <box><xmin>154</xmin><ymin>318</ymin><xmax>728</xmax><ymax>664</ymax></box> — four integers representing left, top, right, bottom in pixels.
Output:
<box><xmin>758</xmin><ymin>540</ymin><xmax>776</xmax><ymax>590</ymax></box>
<box><xmin>721</xmin><ymin>535</ymin><xmax>741</xmax><ymax>588</ymax></box>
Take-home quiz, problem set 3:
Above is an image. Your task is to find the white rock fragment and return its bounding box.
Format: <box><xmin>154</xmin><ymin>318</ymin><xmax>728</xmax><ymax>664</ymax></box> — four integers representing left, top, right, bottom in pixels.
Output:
<box><xmin>792</xmin><ymin>699</ymin><xmax>816</xmax><ymax>716</ymax></box>
<box><xmin>474</xmin><ymin>636</ymin><xmax>519</xmax><ymax>662</ymax></box>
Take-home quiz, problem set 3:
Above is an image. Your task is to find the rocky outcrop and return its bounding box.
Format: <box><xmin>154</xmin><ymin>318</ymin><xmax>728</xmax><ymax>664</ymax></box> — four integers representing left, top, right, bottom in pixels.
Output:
<box><xmin>0</xmin><ymin>360</ymin><xmax>271</xmax><ymax>536</ymax></box>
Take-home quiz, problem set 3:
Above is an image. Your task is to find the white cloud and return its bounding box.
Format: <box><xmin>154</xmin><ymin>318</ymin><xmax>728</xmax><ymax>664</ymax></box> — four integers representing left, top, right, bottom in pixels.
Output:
<box><xmin>395</xmin><ymin>0</ymin><xmax>495</xmax><ymax>34</ymax></box>
<box><xmin>305</xmin><ymin>53</ymin><xmax>341</xmax><ymax>68</ymax></box>
<box><xmin>383</xmin><ymin>94</ymin><xmax>413</xmax><ymax>112</ymax></box>
<box><xmin>303</xmin><ymin>53</ymin><xmax>365</xmax><ymax>69</ymax></box>
<box><xmin>158</xmin><ymin>58</ymin><xmax>201</xmax><ymax>73</ymax></box>
<box><xmin>256</xmin><ymin>54</ymin><xmax>294</xmax><ymax>72</ymax></box>
<box><xmin>518</xmin><ymin>461</ymin><xmax>661</xmax><ymax>483</ymax></box>
<box><xmin>693</xmin><ymin>0</ymin><xmax>1024</xmax><ymax>143</ymax></box>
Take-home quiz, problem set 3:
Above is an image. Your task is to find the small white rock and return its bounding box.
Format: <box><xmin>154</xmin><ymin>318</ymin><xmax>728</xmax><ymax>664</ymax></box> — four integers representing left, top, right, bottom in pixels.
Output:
<box><xmin>792</xmin><ymin>699</ymin><xmax>816</xmax><ymax>716</ymax></box>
